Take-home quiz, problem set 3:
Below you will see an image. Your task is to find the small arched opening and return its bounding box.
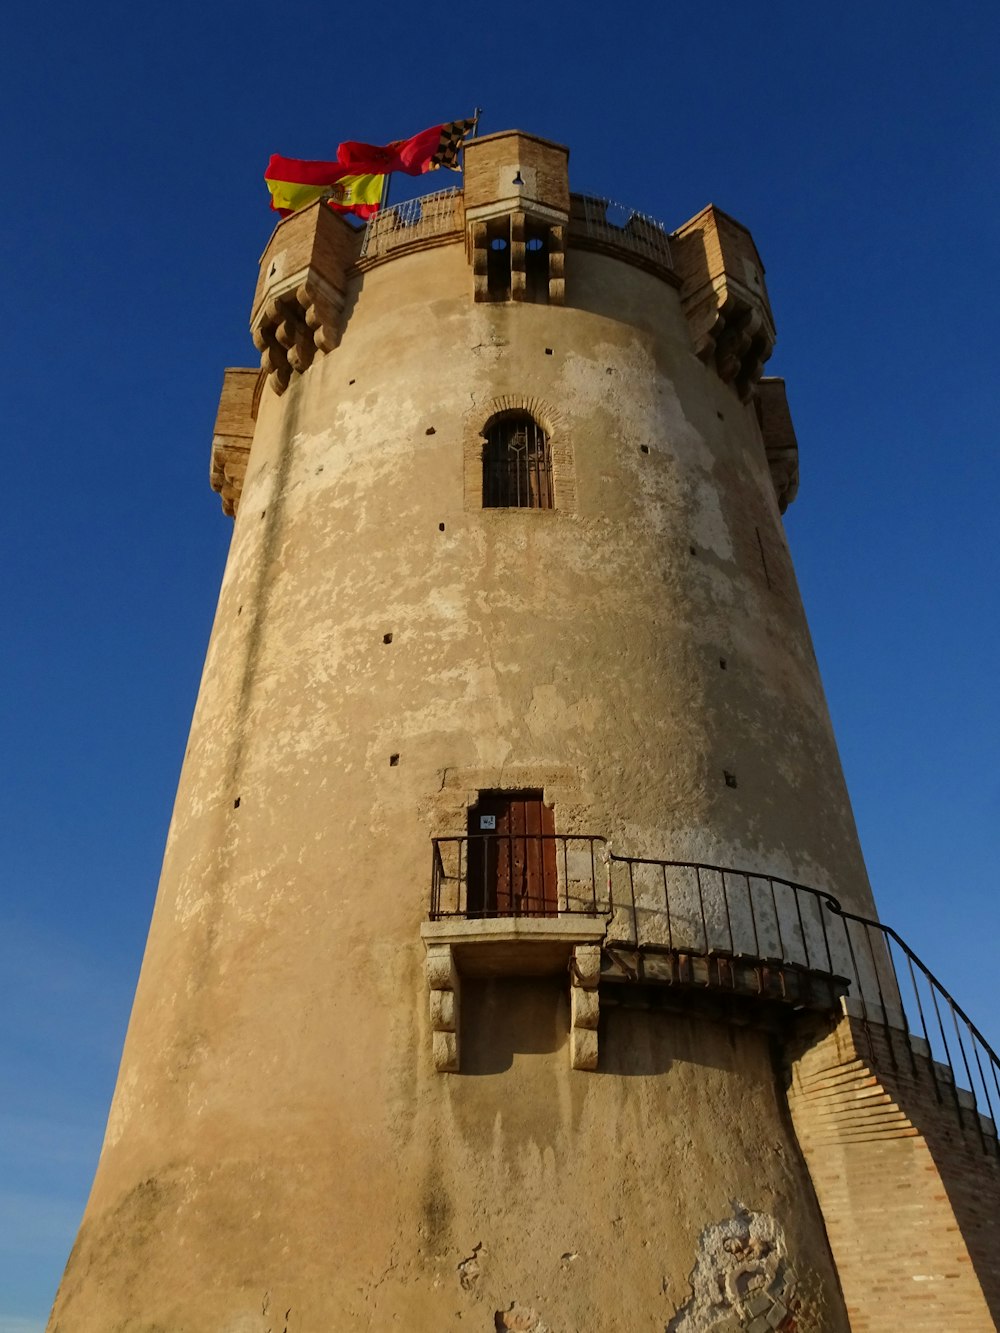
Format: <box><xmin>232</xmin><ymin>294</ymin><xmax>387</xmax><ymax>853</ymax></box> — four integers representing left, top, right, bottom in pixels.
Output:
<box><xmin>481</xmin><ymin>412</ymin><xmax>554</xmax><ymax>509</ymax></box>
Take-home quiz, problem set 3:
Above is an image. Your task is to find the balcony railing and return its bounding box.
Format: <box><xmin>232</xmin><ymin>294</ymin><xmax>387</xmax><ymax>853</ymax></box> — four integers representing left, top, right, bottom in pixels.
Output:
<box><xmin>429</xmin><ymin>837</ymin><xmax>1000</xmax><ymax>1153</ymax></box>
<box><xmin>359</xmin><ymin>189</ymin><xmax>462</xmax><ymax>261</ymax></box>
<box><xmin>569</xmin><ymin>194</ymin><xmax>674</xmax><ymax>272</ymax></box>
<box><xmin>431</xmin><ymin>833</ymin><xmax>605</xmax><ymax>920</ymax></box>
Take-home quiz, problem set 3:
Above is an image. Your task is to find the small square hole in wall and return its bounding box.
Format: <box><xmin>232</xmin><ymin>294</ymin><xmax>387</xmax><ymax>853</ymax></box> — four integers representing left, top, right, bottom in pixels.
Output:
<box><xmin>233</xmin><ymin>796</ymin><xmax>241</xmax><ymax>809</ymax></box>
<box><xmin>719</xmin><ymin>658</ymin><xmax>727</xmax><ymax>670</ymax></box>
<box><xmin>690</xmin><ymin>546</ymin><xmax>697</xmax><ymax>556</ymax></box>
<box><xmin>349</xmin><ymin>378</ymin><xmax>356</xmax><ymax>385</ymax></box>
<box><xmin>383</xmin><ymin>632</ymin><xmax>393</xmax><ymax>644</ymax></box>
<box><xmin>545</xmin><ymin>347</ymin><xmax>553</xmax><ymax>355</ymax></box>
<box><xmin>426</xmin><ymin>427</ymin><xmax>436</xmax><ymax>435</ymax></box>
<box><xmin>389</xmin><ymin>753</ymin><xmax>400</xmax><ymax>767</ymax></box>
<box><xmin>724</xmin><ymin>771</ymin><xmax>738</xmax><ymax>788</ymax></box>
<box><xmin>640</xmin><ymin>445</ymin><xmax>649</xmax><ymax>455</ymax></box>
<box><xmin>439</xmin><ymin>522</ymin><xmax>445</xmax><ymax>532</ymax></box>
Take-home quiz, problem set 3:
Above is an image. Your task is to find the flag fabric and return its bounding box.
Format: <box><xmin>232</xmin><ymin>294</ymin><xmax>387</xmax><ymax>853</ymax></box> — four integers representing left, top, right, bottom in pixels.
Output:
<box><xmin>264</xmin><ymin>155</ymin><xmax>384</xmax><ymax>218</ymax></box>
<box><xmin>337</xmin><ymin>118</ymin><xmax>476</xmax><ymax>177</ymax></box>
<box><xmin>321</xmin><ymin>173</ymin><xmax>383</xmax><ymax>219</ymax></box>
<box><xmin>264</xmin><ymin>117</ymin><xmax>474</xmax><ymax>218</ymax></box>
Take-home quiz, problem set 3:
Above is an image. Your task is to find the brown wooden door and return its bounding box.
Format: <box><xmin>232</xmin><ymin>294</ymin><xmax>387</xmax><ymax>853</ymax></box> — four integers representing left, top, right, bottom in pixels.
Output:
<box><xmin>466</xmin><ymin>791</ymin><xmax>557</xmax><ymax>918</ymax></box>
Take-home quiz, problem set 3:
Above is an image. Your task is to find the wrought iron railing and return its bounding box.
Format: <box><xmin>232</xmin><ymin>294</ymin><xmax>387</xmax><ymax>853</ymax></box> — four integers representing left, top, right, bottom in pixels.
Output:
<box><xmin>431</xmin><ymin>833</ymin><xmax>605</xmax><ymax>919</ymax></box>
<box><xmin>360</xmin><ymin>189</ymin><xmax>462</xmax><ymax>260</ymax></box>
<box><xmin>825</xmin><ymin>904</ymin><xmax>1000</xmax><ymax>1155</ymax></box>
<box><xmin>569</xmin><ymin>194</ymin><xmax>674</xmax><ymax>271</ymax></box>
<box><xmin>606</xmin><ymin>854</ymin><xmax>999</xmax><ymax>1154</ymax></box>
<box><xmin>428</xmin><ymin>837</ymin><xmax>1000</xmax><ymax>1153</ymax></box>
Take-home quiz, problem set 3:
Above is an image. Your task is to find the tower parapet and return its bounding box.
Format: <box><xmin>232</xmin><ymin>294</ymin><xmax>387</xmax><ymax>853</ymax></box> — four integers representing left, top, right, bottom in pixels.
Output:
<box><xmin>671</xmin><ymin>202</ymin><xmax>777</xmax><ymax>400</ymax></box>
<box><xmin>209</xmin><ymin>366</ymin><xmax>259</xmax><ymax>515</ymax></box>
<box><xmin>251</xmin><ymin>200</ymin><xmax>360</xmax><ymax>394</ymax></box>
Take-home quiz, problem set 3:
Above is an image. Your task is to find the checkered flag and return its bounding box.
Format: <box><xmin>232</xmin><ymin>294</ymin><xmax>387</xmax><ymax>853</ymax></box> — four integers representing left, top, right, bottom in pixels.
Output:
<box><xmin>429</xmin><ymin>118</ymin><xmax>477</xmax><ymax>171</ymax></box>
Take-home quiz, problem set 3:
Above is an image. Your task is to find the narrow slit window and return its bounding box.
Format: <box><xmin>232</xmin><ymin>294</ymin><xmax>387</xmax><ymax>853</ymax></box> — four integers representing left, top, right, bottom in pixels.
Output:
<box><xmin>525</xmin><ymin>230</ymin><xmax>549</xmax><ymax>303</ymax></box>
<box><xmin>487</xmin><ymin>219</ymin><xmax>512</xmax><ymax>301</ymax></box>
<box><xmin>482</xmin><ymin>413</ymin><xmax>553</xmax><ymax>509</ymax></box>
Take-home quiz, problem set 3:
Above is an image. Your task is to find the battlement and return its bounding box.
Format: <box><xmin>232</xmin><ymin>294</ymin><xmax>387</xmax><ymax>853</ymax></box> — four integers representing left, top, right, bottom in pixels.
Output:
<box><xmin>249</xmin><ymin>129</ymin><xmax>776</xmax><ymax>401</ymax></box>
<box><xmin>218</xmin><ymin>159</ymin><xmax>795</xmax><ymax>517</ymax></box>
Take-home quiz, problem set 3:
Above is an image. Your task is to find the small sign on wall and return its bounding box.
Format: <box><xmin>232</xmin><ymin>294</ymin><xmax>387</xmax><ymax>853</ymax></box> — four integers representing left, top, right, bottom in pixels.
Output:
<box><xmin>479</xmin><ymin>815</ymin><xmax>496</xmax><ymax>830</ymax></box>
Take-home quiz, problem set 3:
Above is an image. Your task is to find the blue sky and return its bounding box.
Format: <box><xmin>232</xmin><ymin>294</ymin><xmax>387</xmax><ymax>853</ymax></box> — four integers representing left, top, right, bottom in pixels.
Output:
<box><xmin>2</xmin><ymin>1</ymin><xmax>998</xmax><ymax>1326</ymax></box>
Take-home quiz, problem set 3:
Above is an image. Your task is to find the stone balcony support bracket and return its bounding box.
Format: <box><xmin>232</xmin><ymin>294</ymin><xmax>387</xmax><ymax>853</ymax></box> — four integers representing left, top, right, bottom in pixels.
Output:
<box><xmin>570</xmin><ymin>943</ymin><xmax>601</xmax><ymax>1071</ymax></box>
<box><xmin>425</xmin><ymin>943</ymin><xmax>460</xmax><ymax>1073</ymax></box>
<box><xmin>421</xmin><ymin>918</ymin><xmax>606</xmax><ymax>1074</ymax></box>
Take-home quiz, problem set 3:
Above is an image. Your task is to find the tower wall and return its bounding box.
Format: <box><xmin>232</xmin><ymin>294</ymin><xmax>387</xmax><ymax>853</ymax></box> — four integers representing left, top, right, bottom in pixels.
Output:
<box><xmin>50</xmin><ymin>141</ymin><xmax>881</xmax><ymax>1331</ymax></box>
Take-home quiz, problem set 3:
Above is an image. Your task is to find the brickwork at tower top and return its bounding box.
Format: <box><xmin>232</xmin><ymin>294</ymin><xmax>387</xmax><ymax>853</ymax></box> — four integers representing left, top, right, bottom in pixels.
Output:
<box><xmin>213</xmin><ymin>128</ymin><xmax>797</xmax><ymax>517</ymax></box>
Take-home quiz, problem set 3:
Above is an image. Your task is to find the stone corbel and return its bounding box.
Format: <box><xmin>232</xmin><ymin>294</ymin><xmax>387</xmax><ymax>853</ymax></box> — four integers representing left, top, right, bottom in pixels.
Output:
<box><xmin>426</xmin><ymin>944</ymin><xmax>460</xmax><ymax>1073</ymax></box>
<box><xmin>251</xmin><ymin>276</ymin><xmax>344</xmax><ymax>397</ymax></box>
<box><xmin>210</xmin><ymin>440</ymin><xmax>250</xmax><ymax>517</ymax></box>
<box><xmin>548</xmin><ymin>225</ymin><xmax>565</xmax><ymax>305</ymax></box>
<box><xmin>691</xmin><ymin>289</ymin><xmax>773</xmax><ymax>402</ymax></box>
<box><xmin>510</xmin><ymin>211</ymin><xmax>527</xmax><ymax>302</ymax></box>
<box><xmin>570</xmin><ymin>943</ymin><xmax>601</xmax><ymax>1071</ymax></box>
<box><xmin>470</xmin><ymin>221</ymin><xmax>490</xmax><ymax>302</ymax></box>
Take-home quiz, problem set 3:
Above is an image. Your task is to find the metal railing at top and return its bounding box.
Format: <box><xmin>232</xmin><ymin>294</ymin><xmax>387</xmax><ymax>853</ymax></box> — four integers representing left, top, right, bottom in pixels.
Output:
<box><xmin>569</xmin><ymin>195</ymin><xmax>674</xmax><ymax>271</ymax></box>
<box><xmin>360</xmin><ymin>188</ymin><xmax>462</xmax><ymax>260</ymax></box>
<box><xmin>428</xmin><ymin>837</ymin><xmax>1000</xmax><ymax>1154</ymax></box>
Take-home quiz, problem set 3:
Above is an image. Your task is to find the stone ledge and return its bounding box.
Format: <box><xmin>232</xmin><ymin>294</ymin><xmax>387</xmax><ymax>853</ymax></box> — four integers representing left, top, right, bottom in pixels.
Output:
<box><xmin>421</xmin><ymin>916</ymin><xmax>606</xmax><ymax>979</ymax></box>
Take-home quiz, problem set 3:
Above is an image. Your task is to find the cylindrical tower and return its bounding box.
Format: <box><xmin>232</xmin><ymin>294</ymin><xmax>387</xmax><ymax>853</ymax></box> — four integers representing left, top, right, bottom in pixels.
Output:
<box><xmin>51</xmin><ymin>131</ymin><xmax>885</xmax><ymax>1332</ymax></box>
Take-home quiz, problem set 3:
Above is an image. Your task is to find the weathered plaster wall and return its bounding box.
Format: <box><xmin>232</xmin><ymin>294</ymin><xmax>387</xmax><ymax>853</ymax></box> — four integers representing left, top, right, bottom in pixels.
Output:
<box><xmin>50</xmin><ymin>235</ymin><xmax>865</xmax><ymax>1330</ymax></box>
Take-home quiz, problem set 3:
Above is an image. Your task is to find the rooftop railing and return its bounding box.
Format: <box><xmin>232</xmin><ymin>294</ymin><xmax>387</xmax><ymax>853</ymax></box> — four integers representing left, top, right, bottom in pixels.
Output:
<box><xmin>429</xmin><ymin>837</ymin><xmax>1000</xmax><ymax>1153</ymax></box>
<box><xmin>569</xmin><ymin>194</ymin><xmax>674</xmax><ymax>272</ymax></box>
<box><xmin>359</xmin><ymin>188</ymin><xmax>462</xmax><ymax>261</ymax></box>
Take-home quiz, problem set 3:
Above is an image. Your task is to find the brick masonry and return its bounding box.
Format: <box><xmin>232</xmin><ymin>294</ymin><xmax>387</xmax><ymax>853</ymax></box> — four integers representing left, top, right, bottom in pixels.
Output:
<box><xmin>787</xmin><ymin>1013</ymin><xmax>1000</xmax><ymax>1331</ymax></box>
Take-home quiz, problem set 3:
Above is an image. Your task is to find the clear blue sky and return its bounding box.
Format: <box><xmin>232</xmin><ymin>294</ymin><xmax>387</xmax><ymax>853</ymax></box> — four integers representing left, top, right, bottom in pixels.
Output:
<box><xmin>2</xmin><ymin>2</ymin><xmax>998</xmax><ymax>1327</ymax></box>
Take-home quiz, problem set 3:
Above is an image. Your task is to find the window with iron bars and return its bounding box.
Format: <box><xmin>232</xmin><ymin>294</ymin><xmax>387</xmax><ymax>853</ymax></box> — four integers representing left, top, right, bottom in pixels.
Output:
<box><xmin>482</xmin><ymin>414</ymin><xmax>553</xmax><ymax>509</ymax></box>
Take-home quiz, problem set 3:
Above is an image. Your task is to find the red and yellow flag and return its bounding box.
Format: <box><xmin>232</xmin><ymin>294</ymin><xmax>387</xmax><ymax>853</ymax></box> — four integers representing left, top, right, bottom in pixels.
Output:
<box><xmin>264</xmin><ymin>155</ymin><xmax>384</xmax><ymax>219</ymax></box>
<box><xmin>336</xmin><ymin>118</ymin><xmax>476</xmax><ymax>176</ymax></box>
<box><xmin>264</xmin><ymin>119</ymin><xmax>474</xmax><ymax>218</ymax></box>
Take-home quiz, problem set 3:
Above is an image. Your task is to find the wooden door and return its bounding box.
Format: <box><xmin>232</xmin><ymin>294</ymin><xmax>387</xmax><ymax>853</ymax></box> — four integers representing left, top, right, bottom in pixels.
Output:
<box><xmin>466</xmin><ymin>791</ymin><xmax>557</xmax><ymax>918</ymax></box>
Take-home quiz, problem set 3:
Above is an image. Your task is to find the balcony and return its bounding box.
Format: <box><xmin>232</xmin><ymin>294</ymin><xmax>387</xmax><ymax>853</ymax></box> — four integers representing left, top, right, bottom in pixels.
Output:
<box><xmin>421</xmin><ymin>837</ymin><xmax>1000</xmax><ymax>1155</ymax></box>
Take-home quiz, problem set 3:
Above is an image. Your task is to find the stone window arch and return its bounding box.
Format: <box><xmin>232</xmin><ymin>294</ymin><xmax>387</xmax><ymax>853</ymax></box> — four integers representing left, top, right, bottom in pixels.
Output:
<box><xmin>482</xmin><ymin>411</ymin><xmax>553</xmax><ymax>509</ymax></box>
<box><xmin>464</xmin><ymin>396</ymin><xmax>576</xmax><ymax>513</ymax></box>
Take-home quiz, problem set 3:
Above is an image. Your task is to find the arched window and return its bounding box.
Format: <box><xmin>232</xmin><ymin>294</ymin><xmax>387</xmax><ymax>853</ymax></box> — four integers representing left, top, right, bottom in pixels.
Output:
<box><xmin>482</xmin><ymin>413</ymin><xmax>553</xmax><ymax>509</ymax></box>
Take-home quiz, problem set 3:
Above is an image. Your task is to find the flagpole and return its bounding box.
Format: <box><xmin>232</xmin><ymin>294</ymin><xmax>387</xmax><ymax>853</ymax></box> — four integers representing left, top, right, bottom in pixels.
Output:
<box><xmin>460</xmin><ymin>108</ymin><xmax>482</xmax><ymax>177</ymax></box>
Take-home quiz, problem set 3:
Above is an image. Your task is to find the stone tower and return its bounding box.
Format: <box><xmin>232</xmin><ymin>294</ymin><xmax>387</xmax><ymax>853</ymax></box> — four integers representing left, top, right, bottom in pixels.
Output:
<box><xmin>51</xmin><ymin>131</ymin><xmax>1000</xmax><ymax>1332</ymax></box>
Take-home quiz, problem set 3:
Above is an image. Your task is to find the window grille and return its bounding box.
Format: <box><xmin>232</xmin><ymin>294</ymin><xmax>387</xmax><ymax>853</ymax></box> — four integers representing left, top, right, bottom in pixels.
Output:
<box><xmin>482</xmin><ymin>414</ymin><xmax>553</xmax><ymax>509</ymax></box>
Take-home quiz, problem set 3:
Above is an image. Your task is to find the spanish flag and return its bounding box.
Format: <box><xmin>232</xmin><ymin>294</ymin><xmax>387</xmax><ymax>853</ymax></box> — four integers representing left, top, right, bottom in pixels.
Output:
<box><xmin>336</xmin><ymin>118</ymin><xmax>476</xmax><ymax>176</ymax></box>
<box><xmin>264</xmin><ymin>155</ymin><xmax>384</xmax><ymax>219</ymax></box>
